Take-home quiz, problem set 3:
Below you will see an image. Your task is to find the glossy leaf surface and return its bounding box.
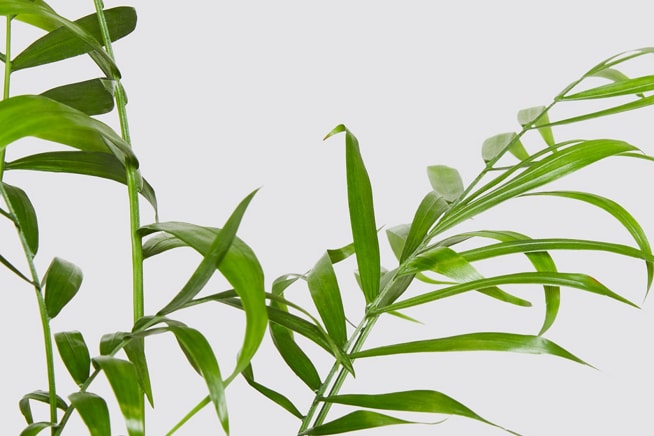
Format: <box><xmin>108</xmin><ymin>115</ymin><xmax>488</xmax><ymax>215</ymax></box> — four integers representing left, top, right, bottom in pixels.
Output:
<box><xmin>54</xmin><ymin>330</ymin><xmax>90</xmax><ymax>386</ymax></box>
<box><xmin>69</xmin><ymin>392</ymin><xmax>111</xmax><ymax>436</ymax></box>
<box><xmin>3</xmin><ymin>183</ymin><xmax>38</xmax><ymax>254</ymax></box>
<box><xmin>19</xmin><ymin>390</ymin><xmax>67</xmax><ymax>424</ymax></box>
<box><xmin>41</xmin><ymin>78</ymin><xmax>115</xmax><ymax>115</ymax></box>
<box><xmin>43</xmin><ymin>257</ymin><xmax>83</xmax><ymax>318</ymax></box>
<box><xmin>307</xmin><ymin>253</ymin><xmax>347</xmax><ymax>346</ymax></box>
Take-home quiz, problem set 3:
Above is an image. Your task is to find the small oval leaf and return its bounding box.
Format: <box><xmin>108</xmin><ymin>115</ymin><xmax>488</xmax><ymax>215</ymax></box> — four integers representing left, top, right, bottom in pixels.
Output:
<box><xmin>44</xmin><ymin>257</ymin><xmax>83</xmax><ymax>318</ymax></box>
<box><xmin>54</xmin><ymin>330</ymin><xmax>90</xmax><ymax>386</ymax></box>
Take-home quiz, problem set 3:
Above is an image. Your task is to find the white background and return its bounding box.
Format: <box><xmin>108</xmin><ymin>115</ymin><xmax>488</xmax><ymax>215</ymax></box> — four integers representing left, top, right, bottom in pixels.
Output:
<box><xmin>3</xmin><ymin>1</ymin><xmax>654</xmax><ymax>435</ymax></box>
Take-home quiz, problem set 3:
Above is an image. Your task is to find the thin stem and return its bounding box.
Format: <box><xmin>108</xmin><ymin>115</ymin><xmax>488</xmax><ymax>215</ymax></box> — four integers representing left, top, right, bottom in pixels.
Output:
<box><xmin>92</xmin><ymin>0</ymin><xmax>144</xmax><ymax>323</ymax></box>
<box><xmin>2</xmin><ymin>16</ymin><xmax>58</xmax><ymax>433</ymax></box>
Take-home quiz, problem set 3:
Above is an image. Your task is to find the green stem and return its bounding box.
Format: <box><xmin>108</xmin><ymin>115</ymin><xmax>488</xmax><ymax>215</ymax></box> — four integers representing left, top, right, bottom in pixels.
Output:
<box><xmin>92</xmin><ymin>0</ymin><xmax>144</xmax><ymax>323</ymax></box>
<box><xmin>1</xmin><ymin>16</ymin><xmax>58</xmax><ymax>434</ymax></box>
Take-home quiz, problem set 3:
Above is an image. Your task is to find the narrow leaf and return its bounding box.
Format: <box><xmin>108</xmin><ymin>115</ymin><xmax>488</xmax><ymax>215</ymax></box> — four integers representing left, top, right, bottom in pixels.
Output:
<box><xmin>68</xmin><ymin>392</ymin><xmax>111</xmax><ymax>436</ymax></box>
<box><xmin>352</xmin><ymin>332</ymin><xmax>587</xmax><ymax>366</ymax></box>
<box><xmin>242</xmin><ymin>365</ymin><xmax>304</xmax><ymax>419</ymax></box>
<box><xmin>386</xmin><ymin>224</ymin><xmax>410</xmax><ymax>261</ymax></box>
<box><xmin>99</xmin><ymin>332</ymin><xmax>129</xmax><ymax>356</ymax></box>
<box><xmin>481</xmin><ymin>132</ymin><xmax>529</xmax><ymax>162</ymax></box>
<box><xmin>300</xmin><ymin>410</ymin><xmax>422</xmax><ymax>435</ymax></box>
<box><xmin>401</xmin><ymin>191</ymin><xmax>449</xmax><ymax>261</ymax></box>
<box><xmin>307</xmin><ymin>252</ymin><xmax>347</xmax><ymax>346</ymax></box>
<box><xmin>6</xmin><ymin>151</ymin><xmax>157</xmax><ymax>211</ymax></box>
<box><xmin>124</xmin><ymin>339</ymin><xmax>154</xmax><ymax>407</ymax></box>
<box><xmin>517</xmin><ymin>106</ymin><xmax>555</xmax><ymax>147</ymax></box>
<box><xmin>3</xmin><ymin>183</ymin><xmax>38</xmax><ymax>254</ymax></box>
<box><xmin>12</xmin><ymin>6</ymin><xmax>136</xmax><ymax>73</ymax></box>
<box><xmin>563</xmin><ymin>75</ymin><xmax>654</xmax><ymax>100</ymax></box>
<box><xmin>426</xmin><ymin>166</ymin><xmax>464</xmax><ymax>203</ymax></box>
<box><xmin>54</xmin><ymin>331</ymin><xmax>90</xmax><ymax>386</ymax></box>
<box><xmin>545</xmin><ymin>95</ymin><xmax>654</xmax><ymax>127</ymax></box>
<box><xmin>324</xmin><ymin>390</ymin><xmax>515</xmax><ymax>434</ymax></box>
<box><xmin>93</xmin><ymin>357</ymin><xmax>144</xmax><ymax>436</ymax></box>
<box><xmin>19</xmin><ymin>391</ymin><xmax>67</xmax><ymax>425</ymax></box>
<box><xmin>19</xmin><ymin>422</ymin><xmax>51</xmax><ymax>436</ymax></box>
<box><xmin>41</xmin><ymin>78</ymin><xmax>115</xmax><ymax>115</ymax></box>
<box><xmin>270</xmin><ymin>322</ymin><xmax>322</xmax><ymax>390</ymax></box>
<box><xmin>325</xmin><ymin>125</ymin><xmax>380</xmax><ymax>302</ymax></box>
<box><xmin>43</xmin><ymin>257</ymin><xmax>83</xmax><ymax>318</ymax></box>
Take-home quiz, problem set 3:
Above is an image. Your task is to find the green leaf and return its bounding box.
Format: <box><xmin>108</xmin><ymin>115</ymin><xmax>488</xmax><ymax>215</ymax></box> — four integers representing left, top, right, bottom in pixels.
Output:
<box><xmin>517</xmin><ymin>106</ymin><xmax>555</xmax><ymax>147</ymax></box>
<box><xmin>325</xmin><ymin>125</ymin><xmax>380</xmax><ymax>303</ymax></box>
<box><xmin>269</xmin><ymin>321</ymin><xmax>322</xmax><ymax>390</ymax></box>
<box><xmin>324</xmin><ymin>390</ymin><xmax>515</xmax><ymax>434</ymax></box>
<box><xmin>93</xmin><ymin>357</ymin><xmax>144</xmax><ymax>436</ymax></box>
<box><xmin>242</xmin><ymin>365</ymin><xmax>304</xmax><ymax>419</ymax></box>
<box><xmin>438</xmin><ymin>139</ymin><xmax>638</xmax><ymax>233</ymax></box>
<box><xmin>326</xmin><ymin>241</ymin><xmax>356</xmax><ymax>264</ymax></box>
<box><xmin>299</xmin><ymin>410</ymin><xmax>421</xmax><ymax>435</ymax></box>
<box><xmin>405</xmin><ymin>246</ymin><xmax>532</xmax><ymax>307</ymax></box>
<box><xmin>563</xmin><ymin>75</ymin><xmax>654</xmax><ymax>100</ymax></box>
<box><xmin>141</xmin><ymin>190</ymin><xmax>266</xmax><ymax>383</ymax></box>
<box><xmin>54</xmin><ymin>331</ymin><xmax>90</xmax><ymax>386</ymax></box>
<box><xmin>0</xmin><ymin>1</ymin><xmax>120</xmax><ymax>77</ymax></box>
<box><xmin>68</xmin><ymin>392</ymin><xmax>111</xmax><ymax>436</ymax></box>
<box><xmin>379</xmin><ymin>272</ymin><xmax>637</xmax><ymax>313</ymax></box>
<box><xmin>43</xmin><ymin>257</ymin><xmax>83</xmax><ymax>318</ymax></box>
<box><xmin>41</xmin><ymin>78</ymin><xmax>115</xmax><ymax>115</ymax></box>
<box><xmin>426</xmin><ymin>166</ymin><xmax>464</xmax><ymax>203</ymax></box>
<box><xmin>308</xmin><ymin>252</ymin><xmax>347</xmax><ymax>346</ymax></box>
<box><xmin>545</xmin><ymin>95</ymin><xmax>654</xmax><ymax>127</ymax></box>
<box><xmin>401</xmin><ymin>191</ymin><xmax>449</xmax><ymax>262</ymax></box>
<box><xmin>19</xmin><ymin>422</ymin><xmax>51</xmax><ymax>436</ymax></box>
<box><xmin>481</xmin><ymin>132</ymin><xmax>530</xmax><ymax>162</ymax></box>
<box><xmin>386</xmin><ymin>224</ymin><xmax>410</xmax><ymax>261</ymax></box>
<box><xmin>524</xmin><ymin>191</ymin><xmax>653</xmax><ymax>292</ymax></box>
<box><xmin>0</xmin><ymin>95</ymin><xmax>137</xmax><ymax>166</ymax></box>
<box><xmin>3</xmin><ymin>183</ymin><xmax>38</xmax><ymax>254</ymax></box>
<box><xmin>12</xmin><ymin>6</ymin><xmax>136</xmax><ymax>73</ymax></box>
<box><xmin>124</xmin><ymin>338</ymin><xmax>154</xmax><ymax>407</ymax></box>
<box><xmin>99</xmin><ymin>332</ymin><xmax>129</xmax><ymax>356</ymax></box>
<box><xmin>0</xmin><ymin>252</ymin><xmax>31</xmax><ymax>283</ymax></box>
<box><xmin>166</xmin><ymin>324</ymin><xmax>228</xmax><ymax>434</ymax></box>
<box><xmin>19</xmin><ymin>390</ymin><xmax>67</xmax><ymax>425</ymax></box>
<box><xmin>6</xmin><ymin>151</ymin><xmax>158</xmax><ymax>211</ymax></box>
<box><xmin>352</xmin><ymin>332</ymin><xmax>588</xmax><ymax>366</ymax></box>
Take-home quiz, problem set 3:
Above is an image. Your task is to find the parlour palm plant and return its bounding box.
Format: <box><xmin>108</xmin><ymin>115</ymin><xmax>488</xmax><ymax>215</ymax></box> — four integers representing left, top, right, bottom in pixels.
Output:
<box><xmin>2</xmin><ymin>1</ymin><xmax>654</xmax><ymax>435</ymax></box>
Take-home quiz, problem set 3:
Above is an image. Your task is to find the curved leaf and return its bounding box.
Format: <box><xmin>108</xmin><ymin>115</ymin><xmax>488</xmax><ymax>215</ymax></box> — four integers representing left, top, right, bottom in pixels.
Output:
<box><xmin>401</xmin><ymin>191</ymin><xmax>449</xmax><ymax>261</ymax></box>
<box><xmin>481</xmin><ymin>132</ymin><xmax>529</xmax><ymax>162</ymax></box>
<box><xmin>380</xmin><ymin>272</ymin><xmax>637</xmax><ymax>313</ymax></box>
<box><xmin>308</xmin><ymin>252</ymin><xmax>347</xmax><ymax>346</ymax></box>
<box><xmin>0</xmin><ymin>1</ymin><xmax>119</xmax><ymax>77</ymax></box>
<box><xmin>43</xmin><ymin>257</ymin><xmax>83</xmax><ymax>318</ymax></box>
<box><xmin>545</xmin><ymin>95</ymin><xmax>654</xmax><ymax>126</ymax></box>
<box><xmin>6</xmin><ymin>151</ymin><xmax>158</xmax><ymax>211</ymax></box>
<box><xmin>124</xmin><ymin>338</ymin><xmax>153</xmax><ymax>407</ymax></box>
<box><xmin>299</xmin><ymin>410</ymin><xmax>422</xmax><ymax>435</ymax></box>
<box><xmin>0</xmin><ymin>95</ymin><xmax>137</xmax><ymax>166</ymax></box>
<box><xmin>426</xmin><ymin>166</ymin><xmax>464</xmax><ymax>203</ymax></box>
<box><xmin>68</xmin><ymin>392</ymin><xmax>111</xmax><ymax>436</ymax></box>
<box><xmin>352</xmin><ymin>332</ymin><xmax>587</xmax><ymax>366</ymax></box>
<box><xmin>324</xmin><ymin>390</ymin><xmax>515</xmax><ymax>434</ymax></box>
<box><xmin>41</xmin><ymin>78</ymin><xmax>115</xmax><ymax>115</ymax></box>
<box><xmin>19</xmin><ymin>390</ymin><xmax>67</xmax><ymax>425</ymax></box>
<box><xmin>563</xmin><ymin>75</ymin><xmax>654</xmax><ymax>100</ymax></box>
<box><xmin>54</xmin><ymin>331</ymin><xmax>90</xmax><ymax>386</ymax></box>
<box><xmin>325</xmin><ymin>125</ymin><xmax>380</xmax><ymax>303</ymax></box>
<box><xmin>93</xmin><ymin>357</ymin><xmax>144</xmax><ymax>436</ymax></box>
<box><xmin>19</xmin><ymin>422</ymin><xmax>51</xmax><ymax>436</ymax></box>
<box><xmin>517</xmin><ymin>106</ymin><xmax>554</xmax><ymax>147</ymax></box>
<box><xmin>242</xmin><ymin>364</ymin><xmax>303</xmax><ymax>419</ymax></box>
<box><xmin>3</xmin><ymin>183</ymin><xmax>38</xmax><ymax>254</ymax></box>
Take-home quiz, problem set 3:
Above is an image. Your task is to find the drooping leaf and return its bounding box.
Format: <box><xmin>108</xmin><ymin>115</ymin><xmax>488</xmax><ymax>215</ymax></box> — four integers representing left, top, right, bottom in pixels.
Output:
<box><xmin>0</xmin><ymin>252</ymin><xmax>31</xmax><ymax>283</ymax></box>
<box><xmin>270</xmin><ymin>321</ymin><xmax>322</xmax><ymax>390</ymax></box>
<box><xmin>68</xmin><ymin>392</ymin><xmax>111</xmax><ymax>436</ymax></box>
<box><xmin>352</xmin><ymin>332</ymin><xmax>588</xmax><ymax>366</ymax></box>
<box><xmin>326</xmin><ymin>241</ymin><xmax>356</xmax><ymax>264</ymax></box>
<box><xmin>517</xmin><ymin>106</ymin><xmax>555</xmax><ymax>147</ymax></box>
<box><xmin>405</xmin><ymin>246</ymin><xmax>532</xmax><ymax>307</ymax></box>
<box><xmin>93</xmin><ymin>357</ymin><xmax>144</xmax><ymax>436</ymax></box>
<box><xmin>400</xmin><ymin>191</ymin><xmax>449</xmax><ymax>262</ymax></box>
<box><xmin>426</xmin><ymin>166</ymin><xmax>464</xmax><ymax>203</ymax></box>
<box><xmin>99</xmin><ymin>332</ymin><xmax>129</xmax><ymax>356</ymax></box>
<box><xmin>0</xmin><ymin>95</ymin><xmax>137</xmax><ymax>166</ymax></box>
<box><xmin>54</xmin><ymin>331</ymin><xmax>90</xmax><ymax>386</ymax></box>
<box><xmin>524</xmin><ymin>191</ymin><xmax>654</xmax><ymax>292</ymax></box>
<box><xmin>0</xmin><ymin>1</ymin><xmax>119</xmax><ymax>77</ymax></box>
<box><xmin>242</xmin><ymin>364</ymin><xmax>304</xmax><ymax>419</ymax></box>
<box><xmin>307</xmin><ymin>252</ymin><xmax>347</xmax><ymax>346</ymax></box>
<box><xmin>380</xmin><ymin>272</ymin><xmax>637</xmax><ymax>313</ymax></box>
<box><xmin>12</xmin><ymin>6</ymin><xmax>136</xmax><ymax>73</ymax></box>
<box><xmin>324</xmin><ymin>390</ymin><xmax>516</xmax><ymax>434</ymax></box>
<box><xmin>41</xmin><ymin>78</ymin><xmax>115</xmax><ymax>115</ymax></box>
<box><xmin>19</xmin><ymin>390</ymin><xmax>67</xmax><ymax>425</ymax></box>
<box><xmin>324</xmin><ymin>125</ymin><xmax>380</xmax><ymax>303</ymax></box>
<box><xmin>3</xmin><ymin>183</ymin><xmax>38</xmax><ymax>254</ymax></box>
<box><xmin>545</xmin><ymin>95</ymin><xmax>654</xmax><ymax>127</ymax></box>
<box><xmin>6</xmin><ymin>151</ymin><xmax>158</xmax><ymax>211</ymax></box>
<box><xmin>140</xmin><ymin>214</ymin><xmax>267</xmax><ymax>384</ymax></box>
<box><xmin>124</xmin><ymin>338</ymin><xmax>154</xmax><ymax>407</ymax></box>
<box><xmin>481</xmin><ymin>132</ymin><xmax>530</xmax><ymax>162</ymax></box>
<box><xmin>299</xmin><ymin>410</ymin><xmax>422</xmax><ymax>435</ymax></box>
<box><xmin>19</xmin><ymin>422</ymin><xmax>51</xmax><ymax>436</ymax></box>
<box><xmin>43</xmin><ymin>257</ymin><xmax>83</xmax><ymax>318</ymax></box>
